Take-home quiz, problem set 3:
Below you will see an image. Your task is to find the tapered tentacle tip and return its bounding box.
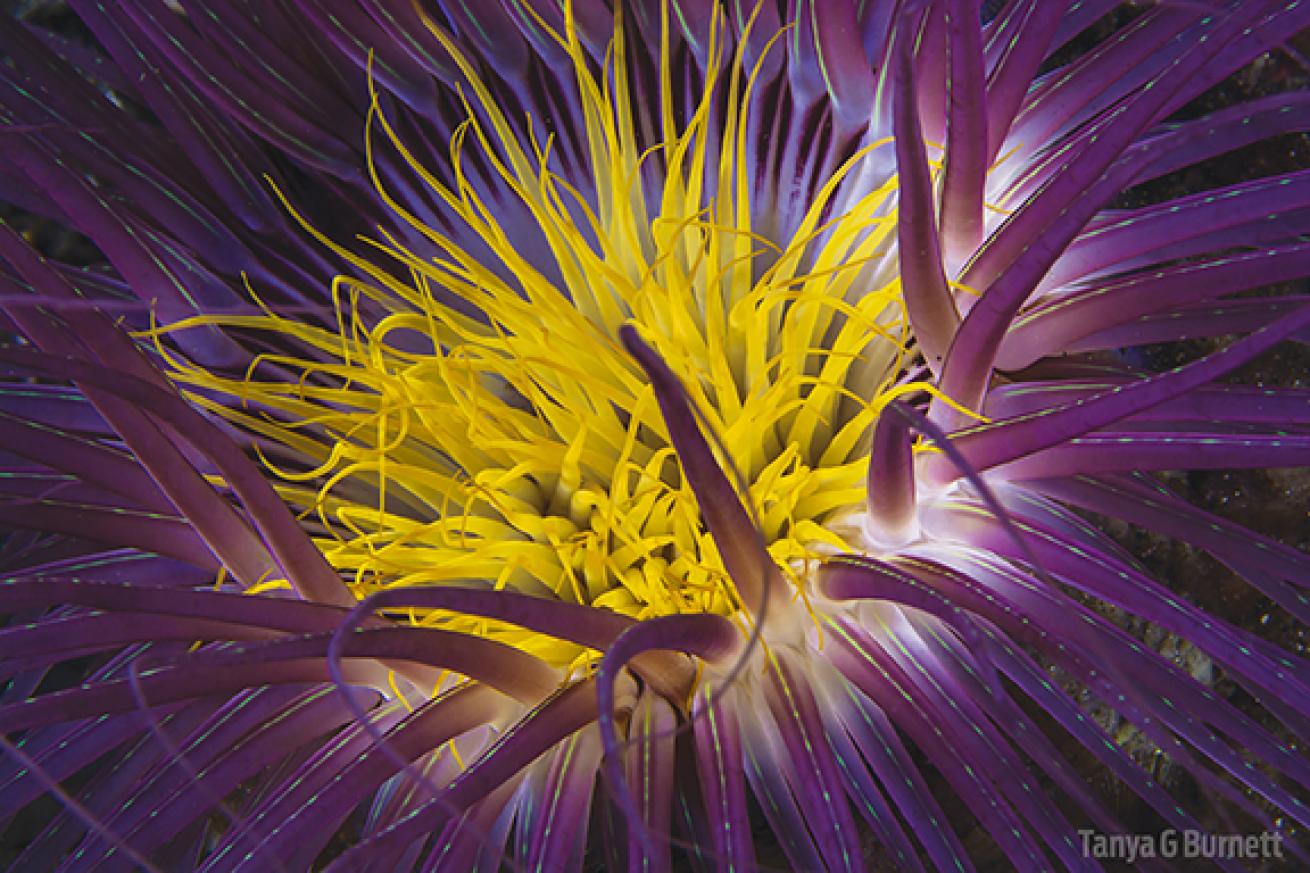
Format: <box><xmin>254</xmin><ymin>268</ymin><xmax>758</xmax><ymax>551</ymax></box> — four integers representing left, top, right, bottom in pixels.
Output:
<box><xmin>621</xmin><ymin>324</ymin><xmax>678</xmax><ymax>393</ymax></box>
<box><xmin>619</xmin><ymin>322</ymin><xmax>654</xmax><ymax>367</ymax></box>
<box><xmin>865</xmin><ymin>408</ymin><xmax>920</xmax><ymax>548</ymax></box>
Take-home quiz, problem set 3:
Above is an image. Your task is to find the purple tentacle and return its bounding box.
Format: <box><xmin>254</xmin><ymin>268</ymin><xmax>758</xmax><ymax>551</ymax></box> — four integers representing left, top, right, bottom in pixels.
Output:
<box><xmin>939</xmin><ymin>0</ymin><xmax>987</xmax><ymax>270</ymax></box>
<box><xmin>595</xmin><ymin>614</ymin><xmax>737</xmax><ymax>857</ymax></box>
<box><xmin>893</xmin><ymin>10</ymin><xmax>958</xmax><ymax>371</ymax></box>
<box><xmin>321</xmin><ymin>679</ymin><xmax>599</xmax><ymax>872</ymax></box>
<box><xmin>927</xmin><ymin>299</ymin><xmax>1310</xmax><ymax>484</ymax></box>
<box><xmin>621</xmin><ymin>325</ymin><xmax>786</xmax><ymax>615</ymax></box>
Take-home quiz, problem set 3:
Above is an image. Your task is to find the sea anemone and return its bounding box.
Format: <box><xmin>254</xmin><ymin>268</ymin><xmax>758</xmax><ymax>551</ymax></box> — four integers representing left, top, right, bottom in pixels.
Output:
<box><xmin>2</xmin><ymin>1</ymin><xmax>1309</xmax><ymax>870</ymax></box>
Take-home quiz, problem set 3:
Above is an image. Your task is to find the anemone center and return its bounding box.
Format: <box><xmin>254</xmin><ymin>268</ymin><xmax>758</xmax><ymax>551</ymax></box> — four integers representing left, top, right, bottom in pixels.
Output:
<box><xmin>157</xmin><ymin>13</ymin><xmax>926</xmax><ymax>671</ymax></box>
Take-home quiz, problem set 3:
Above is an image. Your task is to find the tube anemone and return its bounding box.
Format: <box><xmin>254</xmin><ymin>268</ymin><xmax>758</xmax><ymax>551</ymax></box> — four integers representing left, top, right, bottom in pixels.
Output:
<box><xmin>1</xmin><ymin>1</ymin><xmax>1309</xmax><ymax>870</ymax></box>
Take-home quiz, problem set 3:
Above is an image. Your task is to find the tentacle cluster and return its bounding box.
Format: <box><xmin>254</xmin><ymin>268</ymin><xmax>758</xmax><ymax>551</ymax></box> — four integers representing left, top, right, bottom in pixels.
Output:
<box><xmin>1</xmin><ymin>2</ymin><xmax>1310</xmax><ymax>871</ymax></box>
